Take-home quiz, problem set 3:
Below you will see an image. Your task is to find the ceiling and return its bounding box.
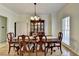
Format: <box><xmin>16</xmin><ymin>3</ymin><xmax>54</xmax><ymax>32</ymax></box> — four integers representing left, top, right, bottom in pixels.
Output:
<box><xmin>1</xmin><ymin>3</ymin><xmax>66</xmax><ymax>15</ymax></box>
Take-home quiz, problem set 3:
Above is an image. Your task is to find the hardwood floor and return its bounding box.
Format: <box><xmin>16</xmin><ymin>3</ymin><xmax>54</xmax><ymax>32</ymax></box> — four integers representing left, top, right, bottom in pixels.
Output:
<box><xmin>0</xmin><ymin>42</ymin><xmax>77</xmax><ymax>56</ymax></box>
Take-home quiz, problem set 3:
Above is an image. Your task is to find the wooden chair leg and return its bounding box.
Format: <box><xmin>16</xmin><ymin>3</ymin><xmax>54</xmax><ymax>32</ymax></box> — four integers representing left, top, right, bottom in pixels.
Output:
<box><xmin>28</xmin><ymin>45</ymin><xmax>30</xmax><ymax>56</ymax></box>
<box><xmin>47</xmin><ymin>48</ymin><xmax>48</xmax><ymax>53</ymax></box>
<box><xmin>33</xmin><ymin>46</ymin><xmax>34</xmax><ymax>52</ymax></box>
<box><xmin>33</xmin><ymin>43</ymin><xmax>35</xmax><ymax>52</ymax></box>
<box><xmin>60</xmin><ymin>42</ymin><xmax>62</xmax><ymax>53</ymax></box>
<box><xmin>35</xmin><ymin>43</ymin><xmax>37</xmax><ymax>56</ymax></box>
<box><xmin>44</xmin><ymin>47</ymin><xmax>46</xmax><ymax>56</ymax></box>
<box><xmin>16</xmin><ymin>46</ymin><xmax>20</xmax><ymax>55</ymax></box>
<box><xmin>60</xmin><ymin>46</ymin><xmax>62</xmax><ymax>54</ymax></box>
<box><xmin>51</xmin><ymin>47</ymin><xmax>53</xmax><ymax>55</ymax></box>
<box><xmin>8</xmin><ymin>46</ymin><xmax>11</xmax><ymax>54</ymax></box>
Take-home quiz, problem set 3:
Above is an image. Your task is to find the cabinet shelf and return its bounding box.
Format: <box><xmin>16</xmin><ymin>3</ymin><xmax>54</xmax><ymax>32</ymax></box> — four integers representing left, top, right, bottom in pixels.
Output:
<box><xmin>30</xmin><ymin>19</ymin><xmax>45</xmax><ymax>36</ymax></box>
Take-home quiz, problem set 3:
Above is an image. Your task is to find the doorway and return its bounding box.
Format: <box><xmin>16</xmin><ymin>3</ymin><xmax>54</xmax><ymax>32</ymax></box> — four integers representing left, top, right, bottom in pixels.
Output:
<box><xmin>0</xmin><ymin>16</ymin><xmax>7</xmax><ymax>42</ymax></box>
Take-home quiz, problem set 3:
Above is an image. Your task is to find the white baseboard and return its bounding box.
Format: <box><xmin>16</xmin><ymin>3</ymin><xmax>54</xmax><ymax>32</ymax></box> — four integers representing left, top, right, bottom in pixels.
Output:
<box><xmin>62</xmin><ymin>42</ymin><xmax>79</xmax><ymax>56</ymax></box>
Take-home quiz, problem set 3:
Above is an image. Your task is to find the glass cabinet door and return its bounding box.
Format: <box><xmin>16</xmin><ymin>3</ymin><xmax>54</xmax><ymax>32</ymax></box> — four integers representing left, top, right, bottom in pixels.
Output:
<box><xmin>30</xmin><ymin>20</ymin><xmax>44</xmax><ymax>35</ymax></box>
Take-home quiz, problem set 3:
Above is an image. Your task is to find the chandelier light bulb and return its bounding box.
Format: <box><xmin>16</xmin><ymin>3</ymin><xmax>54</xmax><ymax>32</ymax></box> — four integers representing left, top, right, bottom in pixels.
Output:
<box><xmin>31</xmin><ymin>17</ymin><xmax>34</xmax><ymax>20</ymax></box>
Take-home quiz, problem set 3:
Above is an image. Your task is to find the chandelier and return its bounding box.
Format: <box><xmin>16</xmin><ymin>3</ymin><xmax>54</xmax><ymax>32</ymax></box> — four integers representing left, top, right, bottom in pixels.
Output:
<box><xmin>31</xmin><ymin>3</ymin><xmax>40</xmax><ymax>20</ymax></box>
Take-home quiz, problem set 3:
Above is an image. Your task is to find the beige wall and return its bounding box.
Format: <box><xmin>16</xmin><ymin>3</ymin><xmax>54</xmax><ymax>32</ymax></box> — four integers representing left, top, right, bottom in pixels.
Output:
<box><xmin>48</xmin><ymin>14</ymin><xmax>52</xmax><ymax>35</ymax></box>
<box><xmin>0</xmin><ymin>4</ymin><xmax>57</xmax><ymax>41</ymax></box>
<box><xmin>0</xmin><ymin>4</ymin><xmax>18</xmax><ymax>33</ymax></box>
<box><xmin>16</xmin><ymin>14</ymin><xmax>52</xmax><ymax>35</ymax></box>
<box><xmin>51</xmin><ymin>13</ymin><xmax>58</xmax><ymax>37</ymax></box>
<box><xmin>0</xmin><ymin>4</ymin><xmax>53</xmax><ymax>35</ymax></box>
<box><xmin>57</xmin><ymin>3</ymin><xmax>79</xmax><ymax>53</ymax></box>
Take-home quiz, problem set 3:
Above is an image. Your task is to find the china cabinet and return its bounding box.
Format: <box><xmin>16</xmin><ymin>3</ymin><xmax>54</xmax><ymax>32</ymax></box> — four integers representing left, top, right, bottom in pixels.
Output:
<box><xmin>30</xmin><ymin>19</ymin><xmax>45</xmax><ymax>36</ymax></box>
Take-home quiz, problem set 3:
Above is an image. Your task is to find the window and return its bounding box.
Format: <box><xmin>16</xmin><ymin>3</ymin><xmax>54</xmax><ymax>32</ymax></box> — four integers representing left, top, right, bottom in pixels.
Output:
<box><xmin>62</xmin><ymin>16</ymin><xmax>70</xmax><ymax>45</ymax></box>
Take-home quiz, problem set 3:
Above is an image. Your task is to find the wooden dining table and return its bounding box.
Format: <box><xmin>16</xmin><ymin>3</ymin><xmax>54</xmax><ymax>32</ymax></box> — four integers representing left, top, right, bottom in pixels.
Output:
<box><xmin>19</xmin><ymin>36</ymin><xmax>58</xmax><ymax>45</ymax></box>
<box><xmin>12</xmin><ymin>36</ymin><xmax>60</xmax><ymax>55</ymax></box>
<box><xmin>13</xmin><ymin>36</ymin><xmax>59</xmax><ymax>47</ymax></box>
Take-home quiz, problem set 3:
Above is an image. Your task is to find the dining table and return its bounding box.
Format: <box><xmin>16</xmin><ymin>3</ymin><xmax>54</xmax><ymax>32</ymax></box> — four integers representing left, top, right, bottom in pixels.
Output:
<box><xmin>12</xmin><ymin>35</ymin><xmax>60</xmax><ymax>55</ymax></box>
<box><xmin>13</xmin><ymin>35</ymin><xmax>60</xmax><ymax>47</ymax></box>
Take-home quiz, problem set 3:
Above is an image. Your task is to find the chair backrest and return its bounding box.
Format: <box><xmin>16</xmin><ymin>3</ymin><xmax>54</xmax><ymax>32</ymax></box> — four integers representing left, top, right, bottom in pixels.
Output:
<box><xmin>7</xmin><ymin>32</ymin><xmax>14</xmax><ymax>42</ymax></box>
<box><xmin>18</xmin><ymin>35</ymin><xmax>30</xmax><ymax>51</ymax></box>
<box><xmin>35</xmin><ymin>35</ymin><xmax>40</xmax><ymax>42</ymax></box>
<box><xmin>35</xmin><ymin>35</ymin><xmax>47</xmax><ymax>42</ymax></box>
<box><xmin>58</xmin><ymin>32</ymin><xmax>63</xmax><ymax>41</ymax></box>
<box><xmin>18</xmin><ymin>35</ymin><xmax>30</xmax><ymax>42</ymax></box>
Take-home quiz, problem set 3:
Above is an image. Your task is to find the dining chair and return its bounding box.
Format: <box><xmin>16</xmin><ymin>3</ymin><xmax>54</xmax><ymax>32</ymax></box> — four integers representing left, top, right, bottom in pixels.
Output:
<box><xmin>53</xmin><ymin>32</ymin><xmax>63</xmax><ymax>54</ymax></box>
<box><xmin>35</xmin><ymin>35</ymin><xmax>42</xmax><ymax>55</ymax></box>
<box><xmin>28</xmin><ymin>35</ymin><xmax>40</xmax><ymax>55</ymax></box>
<box><xmin>42</xmin><ymin>35</ymin><xmax>54</xmax><ymax>56</ymax></box>
<box><xmin>30</xmin><ymin>33</ymin><xmax>37</xmax><ymax>53</ymax></box>
<box><xmin>18</xmin><ymin>35</ymin><xmax>30</xmax><ymax>56</ymax></box>
<box><xmin>7</xmin><ymin>32</ymin><xmax>17</xmax><ymax>54</ymax></box>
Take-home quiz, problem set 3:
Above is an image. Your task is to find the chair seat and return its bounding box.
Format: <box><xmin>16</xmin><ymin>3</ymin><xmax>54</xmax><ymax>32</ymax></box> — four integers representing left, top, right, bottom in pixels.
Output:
<box><xmin>15</xmin><ymin>43</ymin><xmax>19</xmax><ymax>46</ymax></box>
<box><xmin>55</xmin><ymin>43</ymin><xmax>60</xmax><ymax>46</ymax></box>
<box><xmin>10</xmin><ymin>43</ymin><xmax>19</xmax><ymax>47</ymax></box>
